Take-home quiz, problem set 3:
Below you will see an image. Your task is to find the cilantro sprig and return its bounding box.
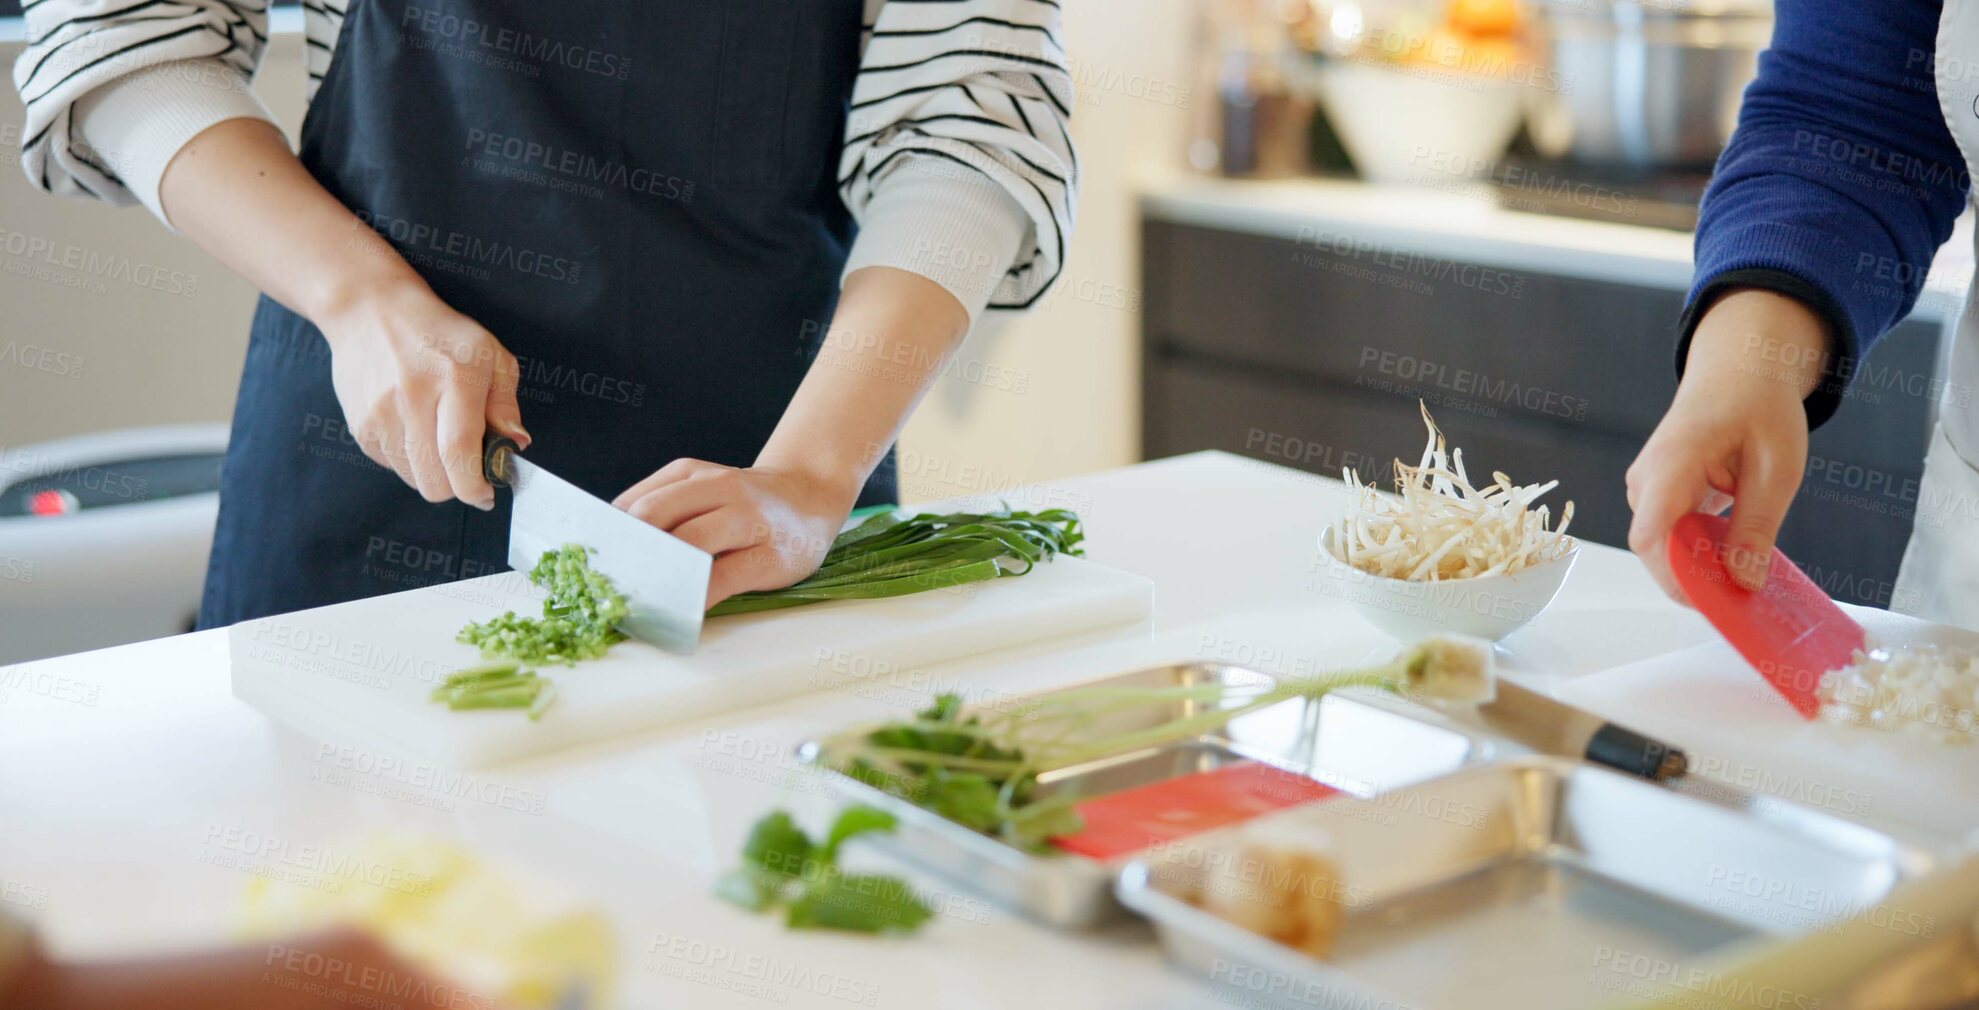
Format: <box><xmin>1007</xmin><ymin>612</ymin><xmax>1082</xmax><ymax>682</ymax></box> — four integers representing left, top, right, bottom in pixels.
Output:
<box><xmin>717</xmin><ymin>807</ymin><xmax>933</xmax><ymax>934</ymax></box>
<box><xmin>840</xmin><ymin>693</ymin><xmax>1082</xmax><ymax>853</ymax></box>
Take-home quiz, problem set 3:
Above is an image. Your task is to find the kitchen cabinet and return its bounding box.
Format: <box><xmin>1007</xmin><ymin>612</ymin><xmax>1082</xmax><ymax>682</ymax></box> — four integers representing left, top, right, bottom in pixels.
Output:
<box><xmin>1141</xmin><ymin>216</ymin><xmax>1945</xmax><ymax>608</ymax></box>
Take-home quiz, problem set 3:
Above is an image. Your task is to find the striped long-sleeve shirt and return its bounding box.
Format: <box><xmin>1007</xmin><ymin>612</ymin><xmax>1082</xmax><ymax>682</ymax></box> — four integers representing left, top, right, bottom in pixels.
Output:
<box><xmin>11</xmin><ymin>0</ymin><xmax>1076</xmax><ymax>320</ymax></box>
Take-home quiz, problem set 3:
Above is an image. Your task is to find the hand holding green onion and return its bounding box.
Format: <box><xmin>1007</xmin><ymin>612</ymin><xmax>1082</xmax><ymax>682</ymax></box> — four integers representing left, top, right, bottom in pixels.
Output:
<box><xmin>707</xmin><ymin>508</ymin><xmax>1084</xmax><ymax>616</ymax></box>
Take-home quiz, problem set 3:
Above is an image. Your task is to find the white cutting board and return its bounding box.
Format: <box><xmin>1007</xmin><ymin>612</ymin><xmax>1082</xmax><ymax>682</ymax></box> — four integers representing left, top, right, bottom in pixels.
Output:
<box><xmin>230</xmin><ymin>555</ymin><xmax>1151</xmax><ymax>768</ymax></box>
<box><xmin>1554</xmin><ymin>606</ymin><xmax>1979</xmax><ymax>843</ymax></box>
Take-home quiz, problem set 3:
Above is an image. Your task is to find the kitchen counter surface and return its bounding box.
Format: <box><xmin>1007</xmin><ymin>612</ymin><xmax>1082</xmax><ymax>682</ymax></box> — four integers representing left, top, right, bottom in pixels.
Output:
<box><xmin>0</xmin><ymin>450</ymin><xmax>1783</xmax><ymax>1009</ymax></box>
<box><xmin>1141</xmin><ymin>175</ymin><xmax>1977</xmax><ymax>321</ymax></box>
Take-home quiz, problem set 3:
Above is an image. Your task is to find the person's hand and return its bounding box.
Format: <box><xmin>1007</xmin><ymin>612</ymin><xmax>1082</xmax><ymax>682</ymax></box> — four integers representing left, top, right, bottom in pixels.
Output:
<box><xmin>613</xmin><ymin>460</ymin><xmax>858</xmax><ymax>609</ymax></box>
<box><xmin>1626</xmin><ymin>288</ymin><xmax>1829</xmax><ymax>600</ymax></box>
<box><xmin>153</xmin><ymin>118</ymin><xmax>530</xmax><ymax>509</ymax></box>
<box><xmin>8</xmin><ymin>927</ymin><xmax>501</xmax><ymax>1010</ymax></box>
<box><xmin>317</xmin><ymin>274</ymin><xmax>528</xmax><ymax>510</ymax></box>
<box><xmin>607</xmin><ymin>267</ymin><xmax>970</xmax><ymax>610</ymax></box>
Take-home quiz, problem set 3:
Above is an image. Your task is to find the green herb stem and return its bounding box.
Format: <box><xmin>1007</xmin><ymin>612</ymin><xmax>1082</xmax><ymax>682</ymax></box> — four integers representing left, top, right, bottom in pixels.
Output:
<box><xmin>440</xmin><ymin>660</ymin><xmax>523</xmax><ymax>687</ymax></box>
<box><xmin>1020</xmin><ymin>671</ymin><xmax>1402</xmax><ymax>770</ymax></box>
<box><xmin>445</xmin><ymin>685</ymin><xmax>543</xmax><ymax>710</ymax></box>
<box><xmin>828</xmin><ymin>657</ymin><xmax>1414</xmax><ymax>849</ymax></box>
<box><xmin>708</xmin><ymin>508</ymin><xmax>1083</xmax><ymax>617</ymax></box>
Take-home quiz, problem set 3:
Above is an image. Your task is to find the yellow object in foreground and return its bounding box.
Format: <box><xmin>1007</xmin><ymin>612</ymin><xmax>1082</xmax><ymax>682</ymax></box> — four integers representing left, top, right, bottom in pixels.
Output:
<box><xmin>236</xmin><ymin>835</ymin><xmax>616</xmax><ymax>1009</ymax></box>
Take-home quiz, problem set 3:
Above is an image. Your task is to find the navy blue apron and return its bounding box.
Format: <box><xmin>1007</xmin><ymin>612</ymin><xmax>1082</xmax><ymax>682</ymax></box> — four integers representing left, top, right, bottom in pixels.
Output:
<box><xmin>199</xmin><ymin>0</ymin><xmax>888</xmax><ymax>627</ymax></box>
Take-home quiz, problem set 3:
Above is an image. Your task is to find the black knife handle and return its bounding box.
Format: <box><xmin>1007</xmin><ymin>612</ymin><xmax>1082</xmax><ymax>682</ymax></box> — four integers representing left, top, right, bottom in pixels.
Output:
<box><xmin>1587</xmin><ymin>724</ymin><xmax>1689</xmax><ymax>781</ymax></box>
<box><xmin>483</xmin><ymin>434</ymin><xmax>520</xmax><ymax>488</ymax></box>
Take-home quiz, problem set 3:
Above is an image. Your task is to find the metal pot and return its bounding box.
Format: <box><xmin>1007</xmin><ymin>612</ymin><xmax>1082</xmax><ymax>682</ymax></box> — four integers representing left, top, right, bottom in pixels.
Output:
<box><xmin>1526</xmin><ymin>0</ymin><xmax>1774</xmax><ymax>171</ymax></box>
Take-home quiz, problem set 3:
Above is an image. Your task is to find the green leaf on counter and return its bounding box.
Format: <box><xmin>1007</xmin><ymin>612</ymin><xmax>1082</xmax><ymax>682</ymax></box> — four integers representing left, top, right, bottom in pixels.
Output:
<box><xmin>786</xmin><ymin>872</ymin><xmax>933</xmax><ymax>934</ymax></box>
<box><xmin>719</xmin><ymin>808</ymin><xmax>930</xmax><ymax>936</ymax></box>
<box><xmin>821</xmin><ymin>805</ymin><xmax>896</xmax><ymax>863</ymax></box>
<box><xmin>714</xmin><ymin>867</ymin><xmax>786</xmax><ymax>913</ymax></box>
<box><xmin>739</xmin><ymin>810</ymin><xmax>814</xmax><ymax>880</ymax></box>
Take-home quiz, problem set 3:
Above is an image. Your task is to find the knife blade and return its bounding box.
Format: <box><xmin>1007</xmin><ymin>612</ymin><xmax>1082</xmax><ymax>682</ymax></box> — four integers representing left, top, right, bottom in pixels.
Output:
<box><xmin>483</xmin><ymin>435</ymin><xmax>711</xmax><ymax>655</ymax></box>
<box><xmin>1473</xmin><ymin>681</ymin><xmax>1689</xmax><ymax>781</ymax></box>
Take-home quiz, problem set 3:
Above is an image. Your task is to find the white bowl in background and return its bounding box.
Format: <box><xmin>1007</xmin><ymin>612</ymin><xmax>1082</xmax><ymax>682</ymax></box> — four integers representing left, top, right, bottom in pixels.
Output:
<box><xmin>1315</xmin><ymin>526</ymin><xmax>1577</xmax><ymax>643</ymax></box>
<box><xmin>1316</xmin><ymin>60</ymin><xmax>1524</xmax><ymax>184</ymax></box>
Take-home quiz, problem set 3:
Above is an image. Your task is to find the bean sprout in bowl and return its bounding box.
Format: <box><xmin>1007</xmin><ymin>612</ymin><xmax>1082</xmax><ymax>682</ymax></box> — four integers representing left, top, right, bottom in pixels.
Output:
<box><xmin>1315</xmin><ymin>405</ymin><xmax>1579</xmax><ymax>642</ymax></box>
<box><xmin>1317</xmin><ymin>526</ymin><xmax>1576</xmax><ymax>643</ymax></box>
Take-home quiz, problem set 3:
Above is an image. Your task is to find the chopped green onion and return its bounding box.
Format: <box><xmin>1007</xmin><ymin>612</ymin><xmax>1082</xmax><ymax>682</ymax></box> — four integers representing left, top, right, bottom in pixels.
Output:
<box><xmin>527</xmin><ymin>681</ymin><xmax>558</xmax><ymax>721</ymax></box>
<box><xmin>439</xmin><ymin>544</ymin><xmax>620</xmax><ymax>721</ymax></box>
<box><xmin>431</xmin><ymin>664</ymin><xmax>558</xmax><ymax>717</ymax></box>
<box><xmin>445</xmin><ymin>684</ymin><xmax>543</xmax><ymax>710</ymax></box>
<box><xmin>458</xmin><ymin>545</ymin><xmax>628</xmax><ymax>664</ymax></box>
<box><xmin>440</xmin><ymin>660</ymin><xmax>522</xmax><ymax>688</ymax></box>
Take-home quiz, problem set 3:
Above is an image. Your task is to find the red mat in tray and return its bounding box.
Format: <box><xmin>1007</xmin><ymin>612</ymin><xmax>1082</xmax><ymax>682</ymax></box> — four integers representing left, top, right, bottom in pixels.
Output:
<box><xmin>1050</xmin><ymin>760</ymin><xmax>1340</xmax><ymax>860</ymax></box>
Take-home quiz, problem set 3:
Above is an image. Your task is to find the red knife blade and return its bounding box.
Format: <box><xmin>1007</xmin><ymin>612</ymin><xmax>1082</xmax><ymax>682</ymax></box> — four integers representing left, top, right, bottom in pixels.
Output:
<box><xmin>1667</xmin><ymin>512</ymin><xmax>1865</xmax><ymax>719</ymax></box>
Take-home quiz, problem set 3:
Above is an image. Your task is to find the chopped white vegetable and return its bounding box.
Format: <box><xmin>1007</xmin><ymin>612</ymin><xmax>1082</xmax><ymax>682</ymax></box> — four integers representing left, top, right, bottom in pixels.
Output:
<box><xmin>1334</xmin><ymin>404</ymin><xmax>1575</xmax><ymax>581</ymax></box>
<box><xmin>1402</xmin><ymin>633</ymin><xmax>1498</xmax><ymax>705</ymax></box>
<box><xmin>1818</xmin><ymin>645</ymin><xmax>1979</xmax><ymax>745</ymax></box>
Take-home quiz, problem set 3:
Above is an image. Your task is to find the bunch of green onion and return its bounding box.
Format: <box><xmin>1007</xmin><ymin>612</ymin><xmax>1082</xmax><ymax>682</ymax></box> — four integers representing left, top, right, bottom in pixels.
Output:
<box><xmin>708</xmin><ymin>508</ymin><xmax>1085</xmax><ymax>616</ymax></box>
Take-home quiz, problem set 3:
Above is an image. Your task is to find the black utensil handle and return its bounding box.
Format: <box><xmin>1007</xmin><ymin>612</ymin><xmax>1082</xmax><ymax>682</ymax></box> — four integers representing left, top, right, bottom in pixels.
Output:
<box><xmin>483</xmin><ymin>434</ymin><xmax>519</xmax><ymax>487</ymax></box>
<box><xmin>1586</xmin><ymin>724</ymin><xmax>1688</xmax><ymax>781</ymax></box>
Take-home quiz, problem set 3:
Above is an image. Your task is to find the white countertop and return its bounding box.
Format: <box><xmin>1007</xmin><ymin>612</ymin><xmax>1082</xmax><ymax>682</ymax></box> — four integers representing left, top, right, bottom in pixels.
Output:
<box><xmin>0</xmin><ymin>451</ymin><xmax>1741</xmax><ymax>1008</ymax></box>
<box><xmin>1141</xmin><ymin>175</ymin><xmax>1977</xmax><ymax>321</ymax></box>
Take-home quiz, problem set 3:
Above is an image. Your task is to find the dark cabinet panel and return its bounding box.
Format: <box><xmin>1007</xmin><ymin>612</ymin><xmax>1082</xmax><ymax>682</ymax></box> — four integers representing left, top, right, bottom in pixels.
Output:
<box><xmin>1142</xmin><ymin>219</ymin><xmax>1942</xmax><ymax>608</ymax></box>
<box><xmin>1145</xmin><ymin>221</ymin><xmax>1682</xmax><ymax>436</ymax></box>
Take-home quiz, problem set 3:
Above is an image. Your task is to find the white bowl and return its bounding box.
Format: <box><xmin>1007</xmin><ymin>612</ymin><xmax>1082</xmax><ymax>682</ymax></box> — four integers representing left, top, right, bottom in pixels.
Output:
<box><xmin>1316</xmin><ymin>60</ymin><xmax>1524</xmax><ymax>184</ymax></box>
<box><xmin>1314</xmin><ymin>526</ymin><xmax>1577</xmax><ymax>643</ymax></box>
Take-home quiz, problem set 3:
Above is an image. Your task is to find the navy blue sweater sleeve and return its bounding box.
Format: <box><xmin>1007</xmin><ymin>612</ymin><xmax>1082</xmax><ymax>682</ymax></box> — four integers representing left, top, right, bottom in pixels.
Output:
<box><xmin>1680</xmin><ymin>0</ymin><xmax>1967</xmax><ymax>428</ymax></box>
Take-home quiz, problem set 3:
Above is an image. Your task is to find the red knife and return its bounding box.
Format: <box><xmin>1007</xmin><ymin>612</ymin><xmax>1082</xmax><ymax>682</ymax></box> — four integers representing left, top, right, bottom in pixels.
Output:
<box><xmin>1666</xmin><ymin>512</ymin><xmax>1866</xmax><ymax>719</ymax></box>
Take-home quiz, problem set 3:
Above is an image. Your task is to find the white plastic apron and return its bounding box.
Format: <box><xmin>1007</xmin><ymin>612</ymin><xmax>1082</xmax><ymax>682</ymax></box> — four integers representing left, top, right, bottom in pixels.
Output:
<box><xmin>1892</xmin><ymin>1</ymin><xmax>1979</xmax><ymax>629</ymax></box>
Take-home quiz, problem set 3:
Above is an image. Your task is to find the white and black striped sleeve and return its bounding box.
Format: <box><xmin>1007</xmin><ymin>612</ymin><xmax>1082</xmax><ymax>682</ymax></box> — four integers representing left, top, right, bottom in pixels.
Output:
<box><xmin>298</xmin><ymin>0</ymin><xmax>346</xmax><ymax>102</ymax></box>
<box><xmin>12</xmin><ymin>0</ymin><xmax>277</xmax><ymax>222</ymax></box>
<box><xmin>838</xmin><ymin>0</ymin><xmax>1078</xmax><ymax>319</ymax></box>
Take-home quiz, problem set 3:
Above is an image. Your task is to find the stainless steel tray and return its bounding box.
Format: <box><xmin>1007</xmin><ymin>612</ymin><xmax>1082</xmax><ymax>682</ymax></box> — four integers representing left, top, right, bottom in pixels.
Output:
<box><xmin>797</xmin><ymin>662</ymin><xmax>1490</xmax><ymax>928</ymax></box>
<box><xmin>1117</xmin><ymin>755</ymin><xmax>1939</xmax><ymax>1010</ymax></box>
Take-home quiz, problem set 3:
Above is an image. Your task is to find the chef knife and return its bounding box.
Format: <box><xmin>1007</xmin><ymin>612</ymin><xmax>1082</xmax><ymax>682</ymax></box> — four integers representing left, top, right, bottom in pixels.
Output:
<box><xmin>1472</xmin><ymin>680</ymin><xmax>1689</xmax><ymax>781</ymax></box>
<box><xmin>1667</xmin><ymin>511</ymin><xmax>1865</xmax><ymax>719</ymax></box>
<box><xmin>482</xmin><ymin>434</ymin><xmax>712</xmax><ymax>655</ymax></box>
